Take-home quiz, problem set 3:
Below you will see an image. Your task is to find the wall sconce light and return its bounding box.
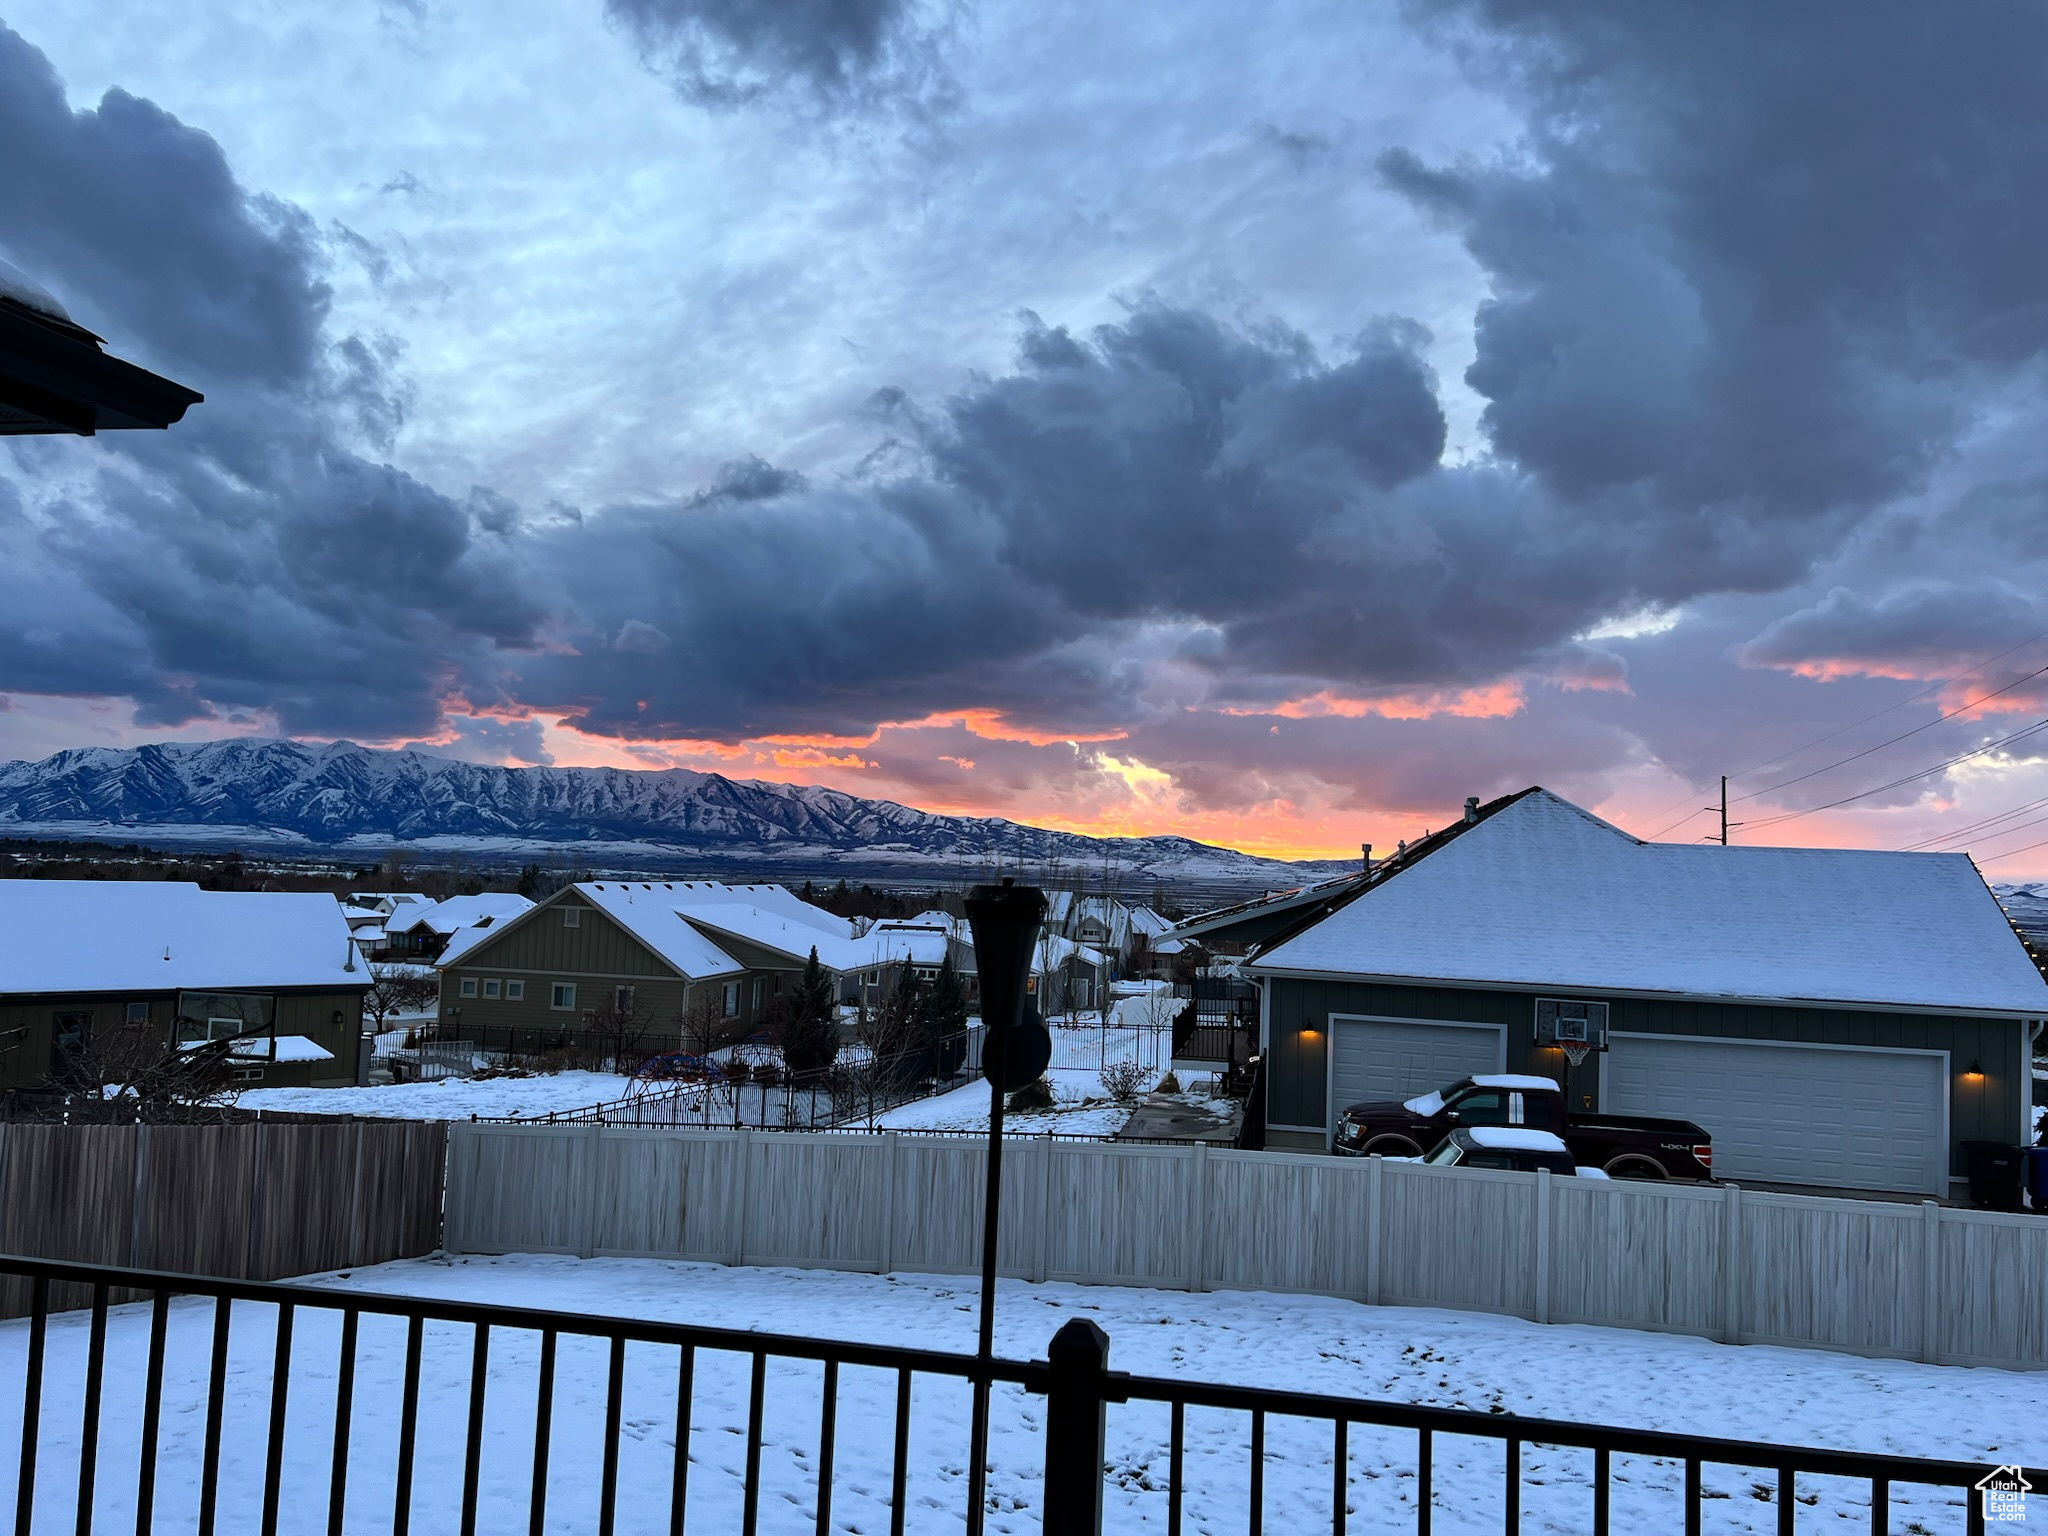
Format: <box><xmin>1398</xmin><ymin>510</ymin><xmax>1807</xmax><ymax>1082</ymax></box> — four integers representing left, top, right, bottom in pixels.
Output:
<box><xmin>1964</xmin><ymin>1060</ymin><xmax>1983</xmax><ymax>1078</ymax></box>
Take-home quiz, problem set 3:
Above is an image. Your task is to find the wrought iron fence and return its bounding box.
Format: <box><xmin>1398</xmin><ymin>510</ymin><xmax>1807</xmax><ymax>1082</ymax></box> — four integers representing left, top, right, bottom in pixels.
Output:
<box><xmin>0</xmin><ymin>1252</ymin><xmax>2023</xmax><ymax>1535</ymax></box>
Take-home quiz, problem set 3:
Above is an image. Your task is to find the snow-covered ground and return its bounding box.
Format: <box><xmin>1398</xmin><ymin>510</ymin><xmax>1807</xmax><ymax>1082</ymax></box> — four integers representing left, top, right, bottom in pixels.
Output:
<box><xmin>875</xmin><ymin>1068</ymin><xmax>1139</xmax><ymax>1135</ymax></box>
<box><xmin>234</xmin><ymin>1070</ymin><xmax>640</xmax><ymax>1120</ymax></box>
<box><xmin>2</xmin><ymin>1255</ymin><xmax>2027</xmax><ymax>1534</ymax></box>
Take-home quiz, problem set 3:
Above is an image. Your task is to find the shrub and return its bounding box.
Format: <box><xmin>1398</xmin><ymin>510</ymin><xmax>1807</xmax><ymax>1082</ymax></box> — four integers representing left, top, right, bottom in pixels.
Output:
<box><xmin>1100</xmin><ymin>1059</ymin><xmax>1148</xmax><ymax>1104</ymax></box>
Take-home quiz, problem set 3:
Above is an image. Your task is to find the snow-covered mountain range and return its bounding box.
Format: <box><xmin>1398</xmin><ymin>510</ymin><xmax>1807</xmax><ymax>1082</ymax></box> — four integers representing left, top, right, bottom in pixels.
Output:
<box><xmin>0</xmin><ymin>739</ymin><xmax>1354</xmax><ymax>893</ymax></box>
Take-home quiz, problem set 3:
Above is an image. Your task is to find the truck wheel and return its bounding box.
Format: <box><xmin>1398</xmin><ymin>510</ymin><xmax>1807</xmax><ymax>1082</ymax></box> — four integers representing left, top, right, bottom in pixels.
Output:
<box><xmin>1603</xmin><ymin>1154</ymin><xmax>1666</xmax><ymax>1181</ymax></box>
<box><xmin>1364</xmin><ymin>1135</ymin><xmax>1424</xmax><ymax>1158</ymax></box>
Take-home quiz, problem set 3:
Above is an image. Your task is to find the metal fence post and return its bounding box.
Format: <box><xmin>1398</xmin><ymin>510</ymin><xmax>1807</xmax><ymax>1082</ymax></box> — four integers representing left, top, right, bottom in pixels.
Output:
<box><xmin>1042</xmin><ymin>1318</ymin><xmax>1113</xmax><ymax>1535</ymax></box>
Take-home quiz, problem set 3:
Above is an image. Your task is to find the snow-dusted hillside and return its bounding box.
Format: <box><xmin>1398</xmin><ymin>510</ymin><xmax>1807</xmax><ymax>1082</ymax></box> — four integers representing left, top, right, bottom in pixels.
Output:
<box><xmin>0</xmin><ymin>739</ymin><xmax>1352</xmax><ymax>891</ymax></box>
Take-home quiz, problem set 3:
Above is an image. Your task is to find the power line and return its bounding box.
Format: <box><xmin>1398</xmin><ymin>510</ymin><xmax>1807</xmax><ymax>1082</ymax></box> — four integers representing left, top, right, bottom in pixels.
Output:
<box><xmin>1898</xmin><ymin>790</ymin><xmax>2048</xmax><ymax>852</ymax></box>
<box><xmin>1725</xmin><ymin>628</ymin><xmax>2048</xmax><ymax>783</ymax></box>
<box><xmin>1732</xmin><ymin>714</ymin><xmax>2048</xmax><ymax>834</ymax></box>
<box><xmin>1731</xmin><ymin>665</ymin><xmax>2048</xmax><ymax>806</ymax></box>
<box><xmin>1629</xmin><ymin>629</ymin><xmax>2048</xmax><ymax>839</ymax></box>
<box><xmin>1975</xmin><ymin>831</ymin><xmax>2048</xmax><ymax>867</ymax></box>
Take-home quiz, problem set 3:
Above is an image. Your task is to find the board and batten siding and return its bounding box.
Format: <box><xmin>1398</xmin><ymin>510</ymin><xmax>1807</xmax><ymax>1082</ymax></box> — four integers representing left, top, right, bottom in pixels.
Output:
<box><xmin>444</xmin><ymin>1124</ymin><xmax>2048</xmax><ymax>1371</ymax></box>
<box><xmin>440</xmin><ymin>894</ymin><xmax>695</xmax><ymax>1032</ymax></box>
<box><xmin>1264</xmin><ymin>976</ymin><xmax>2026</xmax><ymax>1180</ymax></box>
<box><xmin>0</xmin><ymin>987</ymin><xmax>365</xmax><ymax>1090</ymax></box>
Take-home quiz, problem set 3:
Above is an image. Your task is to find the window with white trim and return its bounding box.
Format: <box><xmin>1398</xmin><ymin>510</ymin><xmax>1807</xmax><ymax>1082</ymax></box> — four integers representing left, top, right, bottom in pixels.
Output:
<box><xmin>722</xmin><ymin>983</ymin><xmax>739</xmax><ymax>1018</ymax></box>
<box><xmin>482</xmin><ymin>979</ymin><xmax>501</xmax><ymax>999</ymax></box>
<box><xmin>506</xmin><ymin>980</ymin><xmax>525</xmax><ymax>1002</ymax></box>
<box><xmin>550</xmin><ymin>983</ymin><xmax>576</xmax><ymax>1010</ymax></box>
<box><xmin>562</xmin><ymin>907</ymin><xmax>582</xmax><ymax>928</ymax></box>
<box><xmin>460</xmin><ymin>977</ymin><xmax>478</xmax><ymax>998</ymax></box>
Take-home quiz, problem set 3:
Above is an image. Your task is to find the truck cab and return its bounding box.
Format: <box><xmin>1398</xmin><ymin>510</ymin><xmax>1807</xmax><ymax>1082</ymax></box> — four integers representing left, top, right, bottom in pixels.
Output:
<box><xmin>1334</xmin><ymin>1073</ymin><xmax>1567</xmax><ymax>1158</ymax></box>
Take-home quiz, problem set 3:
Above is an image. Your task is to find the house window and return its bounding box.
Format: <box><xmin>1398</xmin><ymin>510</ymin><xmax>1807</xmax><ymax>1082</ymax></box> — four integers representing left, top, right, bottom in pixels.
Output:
<box><xmin>125</xmin><ymin>1001</ymin><xmax>150</xmax><ymax>1025</ymax></box>
<box><xmin>751</xmin><ymin>979</ymin><xmax>763</xmax><ymax>1013</ymax></box>
<box><xmin>722</xmin><ymin>983</ymin><xmax>739</xmax><ymax>1018</ymax></box>
<box><xmin>460</xmin><ymin>977</ymin><xmax>478</xmax><ymax>998</ymax></box>
<box><xmin>483</xmin><ymin>979</ymin><xmax>502</xmax><ymax>1000</ymax></box>
<box><xmin>506</xmin><ymin>980</ymin><xmax>525</xmax><ymax>1002</ymax></box>
<box><xmin>551</xmin><ymin>983</ymin><xmax>576</xmax><ymax>1011</ymax></box>
<box><xmin>614</xmin><ymin>985</ymin><xmax>636</xmax><ymax>1015</ymax></box>
<box><xmin>865</xmin><ymin>971</ymin><xmax>879</xmax><ymax>986</ymax></box>
<box><xmin>562</xmin><ymin>908</ymin><xmax>582</xmax><ymax>928</ymax></box>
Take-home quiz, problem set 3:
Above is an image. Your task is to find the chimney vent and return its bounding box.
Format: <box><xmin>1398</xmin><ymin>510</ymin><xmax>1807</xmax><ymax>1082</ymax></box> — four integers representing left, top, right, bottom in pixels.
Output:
<box><xmin>1361</xmin><ymin>843</ymin><xmax>1372</xmax><ymax>871</ymax></box>
<box><xmin>1464</xmin><ymin>797</ymin><xmax>1480</xmax><ymax>824</ymax></box>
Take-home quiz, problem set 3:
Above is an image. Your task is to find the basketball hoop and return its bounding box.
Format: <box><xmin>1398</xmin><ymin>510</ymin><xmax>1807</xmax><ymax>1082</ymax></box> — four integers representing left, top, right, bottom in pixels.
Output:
<box><xmin>1562</xmin><ymin>1043</ymin><xmax>1591</xmax><ymax>1069</ymax></box>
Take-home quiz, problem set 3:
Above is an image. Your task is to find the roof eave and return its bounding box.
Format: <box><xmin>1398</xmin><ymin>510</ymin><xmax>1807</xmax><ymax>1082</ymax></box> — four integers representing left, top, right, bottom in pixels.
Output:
<box><xmin>1241</xmin><ymin>963</ymin><xmax>2048</xmax><ymax>1021</ymax></box>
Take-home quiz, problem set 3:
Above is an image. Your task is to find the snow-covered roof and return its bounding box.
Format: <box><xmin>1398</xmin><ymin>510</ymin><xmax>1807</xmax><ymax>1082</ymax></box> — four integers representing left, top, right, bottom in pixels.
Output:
<box><xmin>384</xmin><ymin>892</ymin><xmax>534</xmax><ymax>937</ymax></box>
<box><xmin>1465</xmin><ymin>1127</ymin><xmax>1569</xmax><ymax>1153</ymax></box>
<box><xmin>562</xmin><ymin>884</ymin><xmax>744</xmax><ymax>981</ymax></box>
<box><xmin>233</xmin><ymin>1034</ymin><xmax>335</xmax><ymax>1064</ymax></box>
<box><xmin>1252</xmin><ymin>790</ymin><xmax>2048</xmax><ymax>1015</ymax></box>
<box><xmin>0</xmin><ymin>257</ymin><xmax>70</xmax><ymax>321</ymax></box>
<box><xmin>0</xmin><ymin>882</ymin><xmax>363</xmax><ymax>995</ymax></box>
<box><xmin>1127</xmin><ymin>906</ymin><xmax>1175</xmax><ymax>939</ymax></box>
<box><xmin>1471</xmin><ymin>1074</ymin><xmax>1563</xmax><ymax>1093</ymax></box>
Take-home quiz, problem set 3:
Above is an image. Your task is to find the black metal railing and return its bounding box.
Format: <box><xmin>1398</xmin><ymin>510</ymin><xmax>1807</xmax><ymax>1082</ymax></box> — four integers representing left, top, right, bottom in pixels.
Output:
<box><xmin>2</xmin><ymin>1253</ymin><xmax>2023</xmax><ymax>1534</ymax></box>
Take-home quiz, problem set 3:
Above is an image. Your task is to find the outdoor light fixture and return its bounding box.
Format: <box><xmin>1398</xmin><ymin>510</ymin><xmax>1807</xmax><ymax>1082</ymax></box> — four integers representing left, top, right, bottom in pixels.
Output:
<box><xmin>1965</xmin><ymin>1060</ymin><xmax>1984</xmax><ymax>1078</ymax></box>
<box><xmin>961</xmin><ymin>877</ymin><xmax>1049</xmax><ymax>1536</ymax></box>
<box><xmin>0</xmin><ymin>263</ymin><xmax>202</xmax><ymax>436</ymax></box>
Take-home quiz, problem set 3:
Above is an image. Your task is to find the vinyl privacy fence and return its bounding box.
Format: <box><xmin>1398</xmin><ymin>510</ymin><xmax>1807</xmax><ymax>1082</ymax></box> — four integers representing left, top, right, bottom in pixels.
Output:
<box><xmin>0</xmin><ymin>1118</ymin><xmax>446</xmax><ymax>1318</ymax></box>
<box><xmin>445</xmin><ymin>1123</ymin><xmax>2048</xmax><ymax>1372</ymax></box>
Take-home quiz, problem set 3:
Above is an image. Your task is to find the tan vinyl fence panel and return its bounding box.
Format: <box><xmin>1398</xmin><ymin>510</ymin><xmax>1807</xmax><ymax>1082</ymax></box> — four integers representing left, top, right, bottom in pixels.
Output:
<box><xmin>0</xmin><ymin>1119</ymin><xmax>446</xmax><ymax>1319</ymax></box>
<box><xmin>444</xmin><ymin>1124</ymin><xmax>2048</xmax><ymax>1371</ymax></box>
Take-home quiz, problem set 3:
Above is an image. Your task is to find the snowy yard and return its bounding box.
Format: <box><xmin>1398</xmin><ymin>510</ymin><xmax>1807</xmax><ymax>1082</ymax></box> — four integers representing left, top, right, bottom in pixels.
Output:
<box><xmin>234</xmin><ymin>1069</ymin><xmax>639</xmax><ymax>1120</ymax></box>
<box><xmin>874</xmin><ymin>1067</ymin><xmax>1139</xmax><ymax>1135</ymax></box>
<box><xmin>4</xmin><ymin>1254</ymin><xmax>2033</xmax><ymax>1534</ymax></box>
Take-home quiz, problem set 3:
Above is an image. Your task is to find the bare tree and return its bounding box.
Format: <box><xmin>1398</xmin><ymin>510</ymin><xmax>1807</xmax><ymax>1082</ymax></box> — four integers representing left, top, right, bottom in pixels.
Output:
<box><xmin>31</xmin><ymin>1014</ymin><xmax>241</xmax><ymax>1121</ymax></box>
<box><xmin>362</xmin><ymin>964</ymin><xmax>439</xmax><ymax>1037</ymax></box>
<box><xmin>584</xmin><ymin>989</ymin><xmax>656</xmax><ymax>1073</ymax></box>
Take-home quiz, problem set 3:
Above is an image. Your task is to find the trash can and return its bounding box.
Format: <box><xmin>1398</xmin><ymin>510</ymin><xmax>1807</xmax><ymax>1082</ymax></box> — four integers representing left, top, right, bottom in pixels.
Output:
<box><xmin>1964</xmin><ymin>1141</ymin><xmax>2025</xmax><ymax>1211</ymax></box>
<box><xmin>2024</xmin><ymin>1146</ymin><xmax>2048</xmax><ymax>1210</ymax></box>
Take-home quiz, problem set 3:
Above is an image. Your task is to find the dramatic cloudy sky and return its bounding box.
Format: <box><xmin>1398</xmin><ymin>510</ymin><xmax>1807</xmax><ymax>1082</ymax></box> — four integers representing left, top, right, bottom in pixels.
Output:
<box><xmin>7</xmin><ymin>0</ymin><xmax>2048</xmax><ymax>871</ymax></box>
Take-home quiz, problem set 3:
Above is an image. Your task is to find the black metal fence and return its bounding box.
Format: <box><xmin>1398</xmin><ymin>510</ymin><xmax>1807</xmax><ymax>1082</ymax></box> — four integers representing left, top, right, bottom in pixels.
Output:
<box><xmin>1</xmin><ymin>1253</ymin><xmax>2021</xmax><ymax>1535</ymax></box>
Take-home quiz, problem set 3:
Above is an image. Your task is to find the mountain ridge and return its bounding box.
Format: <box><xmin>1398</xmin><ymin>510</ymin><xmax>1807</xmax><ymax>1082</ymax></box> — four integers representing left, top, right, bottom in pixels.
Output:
<box><xmin>0</xmin><ymin>739</ymin><xmax>1356</xmax><ymax>892</ymax></box>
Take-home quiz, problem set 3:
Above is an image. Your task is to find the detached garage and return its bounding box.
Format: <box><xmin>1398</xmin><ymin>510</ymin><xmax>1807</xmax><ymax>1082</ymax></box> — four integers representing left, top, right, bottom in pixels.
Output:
<box><xmin>1213</xmin><ymin>788</ymin><xmax>2048</xmax><ymax>1198</ymax></box>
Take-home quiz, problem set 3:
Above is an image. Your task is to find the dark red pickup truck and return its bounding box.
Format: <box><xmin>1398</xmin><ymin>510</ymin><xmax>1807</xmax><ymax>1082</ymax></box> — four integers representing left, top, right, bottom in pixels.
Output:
<box><xmin>1333</xmin><ymin>1073</ymin><xmax>1714</xmax><ymax>1180</ymax></box>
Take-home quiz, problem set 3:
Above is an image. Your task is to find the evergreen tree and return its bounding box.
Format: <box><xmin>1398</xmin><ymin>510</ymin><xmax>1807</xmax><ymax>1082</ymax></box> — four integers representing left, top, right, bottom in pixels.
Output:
<box><xmin>915</xmin><ymin>951</ymin><xmax>969</xmax><ymax>1074</ymax></box>
<box><xmin>780</xmin><ymin>946</ymin><xmax>841</xmax><ymax>1075</ymax></box>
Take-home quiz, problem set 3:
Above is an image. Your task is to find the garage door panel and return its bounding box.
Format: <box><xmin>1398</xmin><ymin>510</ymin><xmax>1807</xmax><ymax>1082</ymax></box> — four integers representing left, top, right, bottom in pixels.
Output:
<box><xmin>1606</xmin><ymin>1035</ymin><xmax>1945</xmax><ymax>1195</ymax></box>
<box><xmin>1331</xmin><ymin>1018</ymin><xmax>1505</xmax><ymax>1111</ymax></box>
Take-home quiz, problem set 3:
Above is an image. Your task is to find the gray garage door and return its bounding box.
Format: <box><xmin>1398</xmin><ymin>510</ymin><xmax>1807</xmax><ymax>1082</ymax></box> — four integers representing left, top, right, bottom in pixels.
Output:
<box><xmin>1330</xmin><ymin>1016</ymin><xmax>1506</xmax><ymax>1115</ymax></box>
<box><xmin>1604</xmin><ymin>1034</ymin><xmax>1948</xmax><ymax>1195</ymax></box>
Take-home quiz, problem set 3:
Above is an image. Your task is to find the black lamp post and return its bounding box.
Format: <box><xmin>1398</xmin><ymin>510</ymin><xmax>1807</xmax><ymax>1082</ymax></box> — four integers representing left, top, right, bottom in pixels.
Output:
<box><xmin>961</xmin><ymin>878</ymin><xmax>1050</xmax><ymax>1535</ymax></box>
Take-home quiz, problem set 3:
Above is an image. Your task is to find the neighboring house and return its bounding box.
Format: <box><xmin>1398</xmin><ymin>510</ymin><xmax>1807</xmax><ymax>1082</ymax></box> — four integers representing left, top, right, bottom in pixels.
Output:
<box><xmin>437</xmin><ymin>881</ymin><xmax>872</xmax><ymax>1050</ymax></box>
<box><xmin>1201</xmin><ymin>788</ymin><xmax>2047</xmax><ymax>1198</ymax></box>
<box><xmin>1033</xmin><ymin>934</ymin><xmax>1112</xmax><ymax>1016</ymax></box>
<box><xmin>0</xmin><ymin>881</ymin><xmax>369</xmax><ymax>1090</ymax></box>
<box><xmin>383</xmin><ymin>893</ymin><xmax>535</xmax><ymax>961</ymax></box>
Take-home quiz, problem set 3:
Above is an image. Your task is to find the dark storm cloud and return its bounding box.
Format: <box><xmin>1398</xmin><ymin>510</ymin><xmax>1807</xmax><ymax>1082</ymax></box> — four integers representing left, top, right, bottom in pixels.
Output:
<box><xmin>0</xmin><ymin>28</ymin><xmax>326</xmax><ymax>387</ymax></box>
<box><xmin>0</xmin><ymin>25</ymin><xmax>546</xmax><ymax>738</ymax></box>
<box><xmin>605</xmin><ymin>0</ymin><xmax>950</xmax><ymax>109</ymax></box>
<box><xmin>13</xmin><ymin>2</ymin><xmax>2048</xmax><ymax>779</ymax></box>
<box><xmin>1739</xmin><ymin>586</ymin><xmax>2048</xmax><ymax>680</ymax></box>
<box><xmin>1390</xmin><ymin>0</ymin><xmax>2048</xmax><ymax>551</ymax></box>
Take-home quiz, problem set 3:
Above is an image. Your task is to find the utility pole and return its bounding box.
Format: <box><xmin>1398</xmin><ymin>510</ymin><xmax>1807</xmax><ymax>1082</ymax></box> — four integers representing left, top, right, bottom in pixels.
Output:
<box><xmin>1719</xmin><ymin>775</ymin><xmax>1728</xmax><ymax>845</ymax></box>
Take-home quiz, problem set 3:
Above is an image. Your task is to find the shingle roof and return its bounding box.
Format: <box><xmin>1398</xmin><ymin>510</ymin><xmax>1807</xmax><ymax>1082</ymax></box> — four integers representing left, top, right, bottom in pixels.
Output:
<box><xmin>1252</xmin><ymin>789</ymin><xmax>2048</xmax><ymax>1015</ymax></box>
